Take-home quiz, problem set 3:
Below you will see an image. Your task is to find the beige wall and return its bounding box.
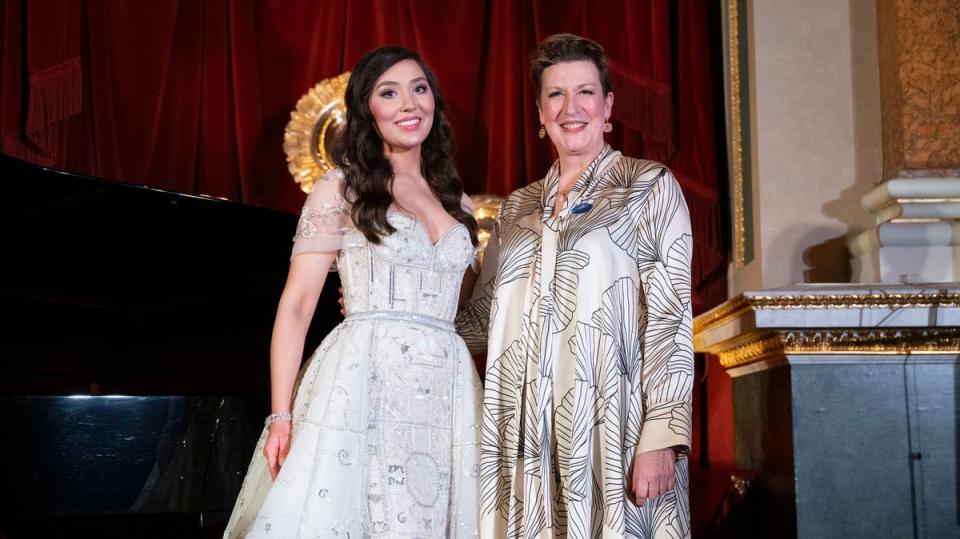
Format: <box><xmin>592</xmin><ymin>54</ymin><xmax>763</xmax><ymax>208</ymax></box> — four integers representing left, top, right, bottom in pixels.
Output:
<box><xmin>729</xmin><ymin>0</ymin><xmax>882</xmax><ymax>293</ymax></box>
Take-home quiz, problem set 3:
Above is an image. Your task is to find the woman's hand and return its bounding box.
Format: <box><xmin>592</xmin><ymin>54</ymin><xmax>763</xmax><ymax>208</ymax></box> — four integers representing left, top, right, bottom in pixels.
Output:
<box><xmin>338</xmin><ymin>287</ymin><xmax>346</xmax><ymax>316</ymax></box>
<box><xmin>263</xmin><ymin>420</ymin><xmax>292</xmax><ymax>481</ymax></box>
<box><xmin>630</xmin><ymin>448</ymin><xmax>676</xmax><ymax>506</ymax></box>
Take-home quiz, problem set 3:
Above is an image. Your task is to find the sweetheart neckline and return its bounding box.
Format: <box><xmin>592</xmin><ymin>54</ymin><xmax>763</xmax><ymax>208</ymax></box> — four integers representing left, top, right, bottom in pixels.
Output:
<box><xmin>386</xmin><ymin>211</ymin><xmax>467</xmax><ymax>248</ymax></box>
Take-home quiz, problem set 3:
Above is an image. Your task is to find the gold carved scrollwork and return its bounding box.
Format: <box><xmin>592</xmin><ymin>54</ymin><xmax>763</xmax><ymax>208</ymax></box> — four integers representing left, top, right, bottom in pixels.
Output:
<box><xmin>284</xmin><ymin>72</ymin><xmax>351</xmax><ymax>194</ymax></box>
<box><xmin>694</xmin><ymin>291</ymin><xmax>960</xmax><ymax>335</ymax></box>
<box><xmin>715</xmin><ymin>335</ymin><xmax>784</xmax><ymax>368</ymax></box>
<box><xmin>716</xmin><ymin>328</ymin><xmax>960</xmax><ymax>369</ymax></box>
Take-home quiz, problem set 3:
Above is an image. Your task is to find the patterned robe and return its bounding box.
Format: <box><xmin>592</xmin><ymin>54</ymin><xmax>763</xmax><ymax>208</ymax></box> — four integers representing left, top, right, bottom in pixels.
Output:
<box><xmin>457</xmin><ymin>145</ymin><xmax>693</xmax><ymax>538</ymax></box>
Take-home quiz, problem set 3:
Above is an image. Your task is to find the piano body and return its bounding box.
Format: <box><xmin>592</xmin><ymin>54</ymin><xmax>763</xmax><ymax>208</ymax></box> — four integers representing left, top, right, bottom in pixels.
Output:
<box><xmin>0</xmin><ymin>154</ymin><xmax>341</xmax><ymax>537</ymax></box>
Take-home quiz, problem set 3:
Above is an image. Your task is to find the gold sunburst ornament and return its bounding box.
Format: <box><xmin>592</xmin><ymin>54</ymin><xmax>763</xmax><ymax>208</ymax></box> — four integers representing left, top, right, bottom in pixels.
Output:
<box><xmin>469</xmin><ymin>193</ymin><xmax>504</xmax><ymax>262</ymax></box>
<box><xmin>283</xmin><ymin>72</ymin><xmax>351</xmax><ymax>193</ymax></box>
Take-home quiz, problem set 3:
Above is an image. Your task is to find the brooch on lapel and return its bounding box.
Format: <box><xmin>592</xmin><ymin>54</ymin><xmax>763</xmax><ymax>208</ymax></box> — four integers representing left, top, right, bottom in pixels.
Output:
<box><xmin>571</xmin><ymin>201</ymin><xmax>593</xmax><ymax>214</ymax></box>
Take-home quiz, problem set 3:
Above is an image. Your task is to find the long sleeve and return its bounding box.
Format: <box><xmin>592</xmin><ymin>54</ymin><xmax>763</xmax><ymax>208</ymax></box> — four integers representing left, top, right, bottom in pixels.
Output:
<box><xmin>634</xmin><ymin>169</ymin><xmax>694</xmax><ymax>455</ymax></box>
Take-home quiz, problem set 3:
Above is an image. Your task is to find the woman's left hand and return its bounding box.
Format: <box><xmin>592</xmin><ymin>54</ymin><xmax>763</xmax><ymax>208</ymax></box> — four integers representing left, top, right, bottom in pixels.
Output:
<box><xmin>630</xmin><ymin>448</ymin><xmax>676</xmax><ymax>506</ymax></box>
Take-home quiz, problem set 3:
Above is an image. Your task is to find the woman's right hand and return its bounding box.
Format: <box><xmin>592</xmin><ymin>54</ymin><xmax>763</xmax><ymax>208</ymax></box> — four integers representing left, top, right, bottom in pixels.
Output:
<box><xmin>263</xmin><ymin>420</ymin><xmax>292</xmax><ymax>481</ymax></box>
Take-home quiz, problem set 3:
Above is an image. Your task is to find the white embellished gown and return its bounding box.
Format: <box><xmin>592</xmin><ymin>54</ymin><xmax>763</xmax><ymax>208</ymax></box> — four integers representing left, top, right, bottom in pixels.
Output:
<box><xmin>224</xmin><ymin>170</ymin><xmax>482</xmax><ymax>538</ymax></box>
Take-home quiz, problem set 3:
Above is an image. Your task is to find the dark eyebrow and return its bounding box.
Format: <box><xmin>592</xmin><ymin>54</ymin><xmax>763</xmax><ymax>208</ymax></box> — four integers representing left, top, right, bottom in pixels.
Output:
<box><xmin>375</xmin><ymin>77</ymin><xmax>428</xmax><ymax>90</ymax></box>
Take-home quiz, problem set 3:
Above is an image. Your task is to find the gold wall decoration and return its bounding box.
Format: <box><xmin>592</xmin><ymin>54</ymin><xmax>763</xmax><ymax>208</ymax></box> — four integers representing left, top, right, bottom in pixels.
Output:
<box><xmin>284</xmin><ymin>72</ymin><xmax>351</xmax><ymax>194</ymax></box>
<box><xmin>728</xmin><ymin>0</ymin><xmax>754</xmax><ymax>268</ymax></box>
<box><xmin>695</xmin><ymin>289</ymin><xmax>960</xmax><ymax>369</ymax></box>
<box><xmin>469</xmin><ymin>194</ymin><xmax>504</xmax><ymax>263</ymax></box>
<box><xmin>715</xmin><ymin>328</ymin><xmax>960</xmax><ymax>369</ymax></box>
<box><xmin>694</xmin><ymin>290</ymin><xmax>960</xmax><ymax>335</ymax></box>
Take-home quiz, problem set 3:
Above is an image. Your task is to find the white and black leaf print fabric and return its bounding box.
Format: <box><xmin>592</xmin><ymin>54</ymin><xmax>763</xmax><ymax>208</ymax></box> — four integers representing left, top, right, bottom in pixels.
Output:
<box><xmin>458</xmin><ymin>145</ymin><xmax>693</xmax><ymax>538</ymax></box>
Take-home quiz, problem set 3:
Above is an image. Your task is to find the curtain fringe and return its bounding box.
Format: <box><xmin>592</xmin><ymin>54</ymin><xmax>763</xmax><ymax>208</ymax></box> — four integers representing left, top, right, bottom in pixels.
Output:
<box><xmin>674</xmin><ymin>174</ymin><xmax>722</xmax><ymax>246</ymax></box>
<box><xmin>608</xmin><ymin>59</ymin><xmax>676</xmax><ymax>159</ymax></box>
<box><xmin>672</xmin><ymin>172</ymin><xmax>726</xmax><ymax>307</ymax></box>
<box><xmin>25</xmin><ymin>56</ymin><xmax>82</xmax><ymax>152</ymax></box>
<box><xmin>641</xmin><ymin>140</ymin><xmax>675</xmax><ymax>164</ymax></box>
<box><xmin>693</xmin><ymin>270</ymin><xmax>728</xmax><ymax>315</ymax></box>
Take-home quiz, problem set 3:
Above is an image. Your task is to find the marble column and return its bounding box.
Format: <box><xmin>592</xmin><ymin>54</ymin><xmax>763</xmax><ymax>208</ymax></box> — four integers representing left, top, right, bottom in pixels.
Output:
<box><xmin>850</xmin><ymin>0</ymin><xmax>960</xmax><ymax>283</ymax></box>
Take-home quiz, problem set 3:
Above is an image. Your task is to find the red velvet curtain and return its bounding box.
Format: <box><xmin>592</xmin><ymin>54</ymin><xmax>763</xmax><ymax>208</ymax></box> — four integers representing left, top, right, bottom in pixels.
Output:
<box><xmin>0</xmin><ymin>0</ymin><xmax>726</xmax><ymax>312</ymax></box>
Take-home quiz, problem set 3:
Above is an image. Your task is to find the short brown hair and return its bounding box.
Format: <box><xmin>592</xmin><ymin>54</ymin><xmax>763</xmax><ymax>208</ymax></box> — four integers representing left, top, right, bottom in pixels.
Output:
<box><xmin>530</xmin><ymin>33</ymin><xmax>612</xmax><ymax>98</ymax></box>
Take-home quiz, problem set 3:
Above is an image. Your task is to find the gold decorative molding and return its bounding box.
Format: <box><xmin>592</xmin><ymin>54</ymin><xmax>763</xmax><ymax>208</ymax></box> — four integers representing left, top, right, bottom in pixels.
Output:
<box><xmin>746</xmin><ymin>292</ymin><xmax>960</xmax><ymax>309</ymax></box>
<box><xmin>729</xmin><ymin>0</ymin><xmax>747</xmax><ymax>268</ymax></box>
<box><xmin>694</xmin><ymin>291</ymin><xmax>960</xmax><ymax>334</ymax></box>
<box><xmin>715</xmin><ymin>334</ymin><xmax>785</xmax><ymax>368</ymax></box>
<box><xmin>283</xmin><ymin>72</ymin><xmax>351</xmax><ymax>194</ymax></box>
<box><xmin>893</xmin><ymin>198</ymin><xmax>960</xmax><ymax>204</ymax></box>
<box><xmin>469</xmin><ymin>194</ymin><xmax>504</xmax><ymax>263</ymax></box>
<box><xmin>716</xmin><ymin>328</ymin><xmax>960</xmax><ymax>369</ymax></box>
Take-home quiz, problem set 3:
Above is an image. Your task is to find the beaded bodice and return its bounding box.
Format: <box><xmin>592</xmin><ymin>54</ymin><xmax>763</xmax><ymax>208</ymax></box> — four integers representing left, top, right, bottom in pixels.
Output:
<box><xmin>338</xmin><ymin>213</ymin><xmax>474</xmax><ymax>322</ymax></box>
<box><xmin>290</xmin><ymin>170</ymin><xmax>475</xmax><ymax>323</ymax></box>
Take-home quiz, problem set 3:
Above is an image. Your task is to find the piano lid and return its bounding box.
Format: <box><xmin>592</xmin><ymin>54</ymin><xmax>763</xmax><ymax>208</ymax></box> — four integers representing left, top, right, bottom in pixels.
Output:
<box><xmin>0</xmin><ymin>153</ymin><xmax>341</xmax><ymax>395</ymax></box>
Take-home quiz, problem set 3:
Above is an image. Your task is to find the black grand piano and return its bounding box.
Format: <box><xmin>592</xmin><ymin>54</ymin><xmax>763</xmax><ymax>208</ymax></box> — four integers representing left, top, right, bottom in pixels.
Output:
<box><xmin>0</xmin><ymin>154</ymin><xmax>341</xmax><ymax>538</ymax></box>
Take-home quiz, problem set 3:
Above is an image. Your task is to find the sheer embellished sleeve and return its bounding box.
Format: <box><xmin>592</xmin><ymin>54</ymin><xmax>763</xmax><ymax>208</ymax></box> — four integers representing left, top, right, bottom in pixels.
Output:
<box><xmin>291</xmin><ymin>169</ymin><xmax>349</xmax><ymax>259</ymax></box>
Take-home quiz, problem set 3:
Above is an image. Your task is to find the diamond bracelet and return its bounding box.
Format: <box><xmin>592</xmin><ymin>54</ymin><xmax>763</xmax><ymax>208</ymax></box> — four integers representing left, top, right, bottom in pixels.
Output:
<box><xmin>265</xmin><ymin>412</ymin><xmax>292</xmax><ymax>425</ymax></box>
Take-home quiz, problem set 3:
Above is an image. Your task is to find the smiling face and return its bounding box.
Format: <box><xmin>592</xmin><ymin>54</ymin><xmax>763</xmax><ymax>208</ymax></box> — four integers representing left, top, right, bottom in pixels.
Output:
<box><xmin>537</xmin><ymin>60</ymin><xmax>613</xmax><ymax>159</ymax></box>
<box><xmin>368</xmin><ymin>59</ymin><xmax>436</xmax><ymax>153</ymax></box>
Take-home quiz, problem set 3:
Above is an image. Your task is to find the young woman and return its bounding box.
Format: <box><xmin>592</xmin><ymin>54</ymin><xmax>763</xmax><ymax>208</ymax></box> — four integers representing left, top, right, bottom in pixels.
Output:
<box><xmin>224</xmin><ymin>46</ymin><xmax>482</xmax><ymax>538</ymax></box>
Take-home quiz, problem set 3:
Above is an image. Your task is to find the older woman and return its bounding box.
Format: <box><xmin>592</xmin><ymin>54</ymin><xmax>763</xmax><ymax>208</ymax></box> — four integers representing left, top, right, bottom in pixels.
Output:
<box><xmin>458</xmin><ymin>34</ymin><xmax>693</xmax><ymax>538</ymax></box>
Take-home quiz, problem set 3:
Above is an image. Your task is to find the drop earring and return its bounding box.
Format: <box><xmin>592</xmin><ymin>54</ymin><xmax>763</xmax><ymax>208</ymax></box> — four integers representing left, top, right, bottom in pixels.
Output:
<box><xmin>538</xmin><ymin>125</ymin><xmax>546</xmax><ymax>139</ymax></box>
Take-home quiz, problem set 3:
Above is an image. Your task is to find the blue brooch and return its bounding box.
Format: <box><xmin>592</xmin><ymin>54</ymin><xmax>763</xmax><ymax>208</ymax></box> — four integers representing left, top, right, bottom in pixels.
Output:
<box><xmin>571</xmin><ymin>202</ymin><xmax>593</xmax><ymax>214</ymax></box>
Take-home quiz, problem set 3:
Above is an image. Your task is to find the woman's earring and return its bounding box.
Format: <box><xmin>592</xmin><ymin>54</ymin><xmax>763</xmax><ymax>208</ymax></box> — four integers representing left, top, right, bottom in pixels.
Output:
<box><xmin>603</xmin><ymin>121</ymin><xmax>613</xmax><ymax>133</ymax></box>
<box><xmin>538</xmin><ymin>125</ymin><xmax>546</xmax><ymax>139</ymax></box>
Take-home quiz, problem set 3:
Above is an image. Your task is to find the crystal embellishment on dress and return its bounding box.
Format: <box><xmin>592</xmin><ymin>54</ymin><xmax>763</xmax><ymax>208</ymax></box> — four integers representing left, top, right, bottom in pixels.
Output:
<box><xmin>293</xmin><ymin>198</ymin><xmax>347</xmax><ymax>241</ymax></box>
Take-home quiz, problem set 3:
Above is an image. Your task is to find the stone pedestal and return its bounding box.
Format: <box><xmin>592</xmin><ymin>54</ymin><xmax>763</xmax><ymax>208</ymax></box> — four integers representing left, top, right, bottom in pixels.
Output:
<box><xmin>694</xmin><ymin>284</ymin><xmax>960</xmax><ymax>538</ymax></box>
<box><xmin>850</xmin><ymin>174</ymin><xmax>960</xmax><ymax>283</ymax></box>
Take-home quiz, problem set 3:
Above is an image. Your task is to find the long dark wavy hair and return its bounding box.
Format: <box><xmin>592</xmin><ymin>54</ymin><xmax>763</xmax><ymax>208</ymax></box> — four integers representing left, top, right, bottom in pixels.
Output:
<box><xmin>332</xmin><ymin>46</ymin><xmax>478</xmax><ymax>246</ymax></box>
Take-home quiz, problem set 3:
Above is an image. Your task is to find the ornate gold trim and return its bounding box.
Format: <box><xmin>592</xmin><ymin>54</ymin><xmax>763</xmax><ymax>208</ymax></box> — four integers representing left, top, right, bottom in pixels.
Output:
<box><xmin>889</xmin><ymin>218</ymin><xmax>944</xmax><ymax>223</ymax></box>
<box><xmin>716</xmin><ymin>328</ymin><xmax>960</xmax><ymax>368</ymax></box>
<box><xmin>283</xmin><ymin>72</ymin><xmax>351</xmax><ymax>194</ymax></box>
<box><xmin>694</xmin><ymin>291</ymin><xmax>960</xmax><ymax>334</ymax></box>
<box><xmin>716</xmin><ymin>334</ymin><xmax>784</xmax><ymax>368</ymax></box>
<box><xmin>894</xmin><ymin>198</ymin><xmax>960</xmax><ymax>204</ymax></box>
<box><xmin>746</xmin><ymin>292</ymin><xmax>960</xmax><ymax>309</ymax></box>
<box><xmin>729</xmin><ymin>0</ymin><xmax>746</xmax><ymax>268</ymax></box>
<box><xmin>469</xmin><ymin>194</ymin><xmax>504</xmax><ymax>264</ymax></box>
